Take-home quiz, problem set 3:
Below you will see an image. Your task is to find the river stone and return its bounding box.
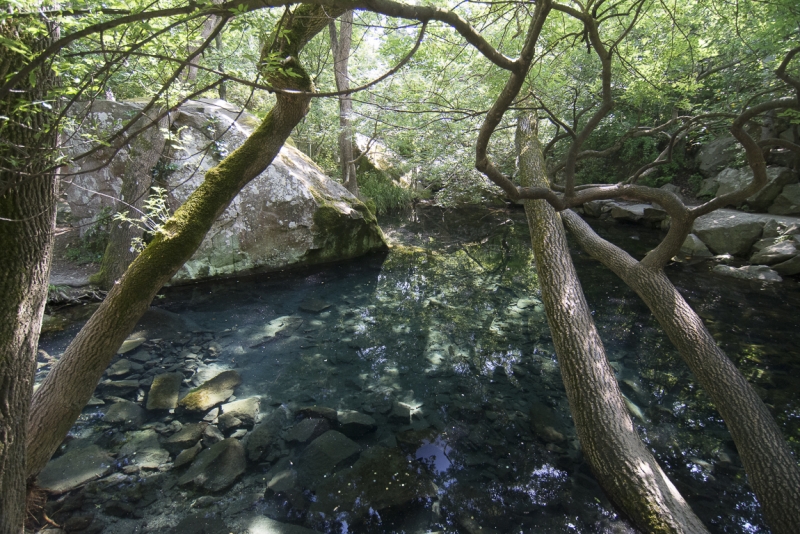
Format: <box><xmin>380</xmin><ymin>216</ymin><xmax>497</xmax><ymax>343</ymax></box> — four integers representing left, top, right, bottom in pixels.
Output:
<box><xmin>104</xmin><ymin>399</ymin><xmax>146</xmax><ymax>427</ymax></box>
<box><xmin>697</xmin><ymin>137</ymin><xmax>740</xmax><ymax>177</ymax></box>
<box><xmin>712</xmin><ymin>264</ymin><xmax>783</xmax><ymax>282</ymax></box>
<box><xmin>679</xmin><ymin>234</ymin><xmax>713</xmax><ymax>258</ymax></box>
<box><xmin>108</xmin><ymin>359</ymin><xmax>132</xmax><ymax>377</ymax></box>
<box><xmin>750</xmin><ymin>240</ymin><xmax>798</xmax><ymax>265</ymax></box>
<box><xmin>337</xmin><ymin>410</ymin><xmax>377</xmax><ymax>438</ymax></box>
<box><xmin>693</xmin><ymin>212</ymin><xmax>764</xmax><ymax>256</ymax></box>
<box><xmin>245</xmin><ymin>409</ymin><xmax>286</xmax><ymax>462</ymax></box>
<box><xmin>117</xmin><ymin>337</ymin><xmax>146</xmax><ymax>354</ymax></box>
<box><xmin>221</xmin><ymin>397</ymin><xmax>260</xmax><ymax>426</ymax></box>
<box><xmin>37</xmin><ymin>445</ymin><xmax>113</xmax><ymax>494</ymax></box>
<box><xmin>244</xmin><ymin>517</ymin><xmax>321</xmax><ymax>534</ymax></box>
<box><xmin>296</xmin><ymin>405</ymin><xmax>338</xmax><ymax>422</ymax></box>
<box><xmin>698</xmin><ymin>177</ymin><xmax>720</xmax><ymax>198</ymax></box>
<box><xmin>99</xmin><ymin>379</ymin><xmax>140</xmax><ymax>396</ymax></box>
<box><xmin>309</xmin><ymin>446</ymin><xmax>435</xmax><ymax>522</ymax></box>
<box><xmin>714</xmin><ymin>166</ymin><xmax>797</xmax><ymax>211</ymax></box>
<box><xmin>218</xmin><ymin>413</ymin><xmax>243</xmax><ymax>432</ymax></box>
<box><xmin>146</xmin><ymin>372</ymin><xmax>183</xmax><ymax>410</ymax></box>
<box><xmin>162</xmin><ymin>423</ymin><xmax>207</xmax><ymax>454</ymax></box>
<box><xmin>175</xmin><ymin>442</ymin><xmax>203</xmax><ymax>468</ymax></box>
<box><xmin>773</xmin><ymin>255</ymin><xmax>800</xmax><ymax>276</ymax></box>
<box><xmin>769</xmin><ymin>183</ymin><xmax>800</xmax><ymax>215</ymax></box>
<box><xmin>203</xmin><ymin>424</ymin><xmax>225</xmax><ymax>446</ymax></box>
<box><xmin>179</xmin><ymin>370</ymin><xmax>241</xmax><ymax>411</ymax></box>
<box><xmin>609</xmin><ymin>202</ymin><xmax>648</xmax><ymax>222</ymax></box>
<box><xmin>178</xmin><ymin>438</ymin><xmax>246</xmax><ymax>492</ymax></box>
<box><xmin>119</xmin><ymin>429</ymin><xmax>170</xmax><ymax>469</ymax></box>
<box><xmin>163</xmin><ymin>99</ymin><xmax>386</xmax><ymax>283</ymax></box>
<box><xmin>298</xmin><ymin>431</ymin><xmax>360</xmax><ymax>479</ymax></box>
<box><xmin>285</xmin><ymin>418</ymin><xmax>330</xmax><ymax>443</ymax></box>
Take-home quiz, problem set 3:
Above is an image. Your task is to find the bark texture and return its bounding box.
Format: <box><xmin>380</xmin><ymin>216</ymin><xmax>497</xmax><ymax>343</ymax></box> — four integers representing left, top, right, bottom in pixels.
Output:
<box><xmin>0</xmin><ymin>18</ymin><xmax>58</xmax><ymax>534</ymax></box>
<box><xmin>562</xmin><ymin>209</ymin><xmax>800</xmax><ymax>534</ymax></box>
<box><xmin>92</xmin><ymin>116</ymin><xmax>166</xmax><ymax>290</ymax></box>
<box><xmin>26</xmin><ymin>4</ymin><xmax>344</xmax><ymax>481</ymax></box>
<box><xmin>329</xmin><ymin>10</ymin><xmax>358</xmax><ymax>195</ymax></box>
<box><xmin>516</xmin><ymin>115</ymin><xmax>707</xmax><ymax>533</ymax></box>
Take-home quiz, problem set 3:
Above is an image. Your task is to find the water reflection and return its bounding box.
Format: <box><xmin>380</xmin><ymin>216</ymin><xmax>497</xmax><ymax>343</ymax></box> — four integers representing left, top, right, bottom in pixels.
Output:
<box><xmin>38</xmin><ymin>206</ymin><xmax>798</xmax><ymax>533</ymax></box>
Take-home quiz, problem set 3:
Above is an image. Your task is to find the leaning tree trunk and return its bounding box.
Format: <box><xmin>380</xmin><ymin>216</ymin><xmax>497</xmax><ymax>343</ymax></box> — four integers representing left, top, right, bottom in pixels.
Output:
<box><xmin>516</xmin><ymin>114</ymin><xmax>708</xmax><ymax>533</ymax></box>
<box><xmin>26</xmin><ymin>4</ymin><xmax>344</xmax><ymax>481</ymax></box>
<box><xmin>92</xmin><ymin>115</ymin><xmax>166</xmax><ymax>290</ymax></box>
<box><xmin>562</xmin><ymin>209</ymin><xmax>800</xmax><ymax>534</ymax></box>
<box><xmin>329</xmin><ymin>10</ymin><xmax>358</xmax><ymax>195</ymax></box>
<box><xmin>0</xmin><ymin>17</ymin><xmax>58</xmax><ymax>534</ymax></box>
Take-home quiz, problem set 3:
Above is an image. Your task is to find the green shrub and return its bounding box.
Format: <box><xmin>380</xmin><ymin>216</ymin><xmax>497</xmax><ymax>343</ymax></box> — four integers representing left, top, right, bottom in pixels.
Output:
<box><xmin>66</xmin><ymin>207</ymin><xmax>111</xmax><ymax>264</ymax></box>
<box><xmin>359</xmin><ymin>170</ymin><xmax>422</xmax><ymax>215</ymax></box>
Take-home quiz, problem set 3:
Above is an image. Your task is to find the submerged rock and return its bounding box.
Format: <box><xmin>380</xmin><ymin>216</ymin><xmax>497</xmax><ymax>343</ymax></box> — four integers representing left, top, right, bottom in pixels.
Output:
<box><xmin>220</xmin><ymin>397</ymin><xmax>260</xmax><ymax>427</ymax></box>
<box><xmin>146</xmin><ymin>372</ymin><xmax>183</xmax><ymax>411</ymax></box>
<box><xmin>118</xmin><ymin>429</ymin><xmax>169</xmax><ymax>469</ymax></box>
<box><xmin>162</xmin><ymin>422</ymin><xmax>207</xmax><ymax>454</ymax></box>
<box><xmin>174</xmin><ymin>442</ymin><xmax>203</xmax><ymax>469</ymax></box>
<box><xmin>712</xmin><ymin>264</ymin><xmax>783</xmax><ymax>282</ymax></box>
<box><xmin>179</xmin><ymin>370</ymin><xmax>242</xmax><ymax>412</ymax></box>
<box><xmin>337</xmin><ymin>410</ymin><xmax>377</xmax><ymax>438</ymax></box>
<box><xmin>309</xmin><ymin>446</ymin><xmax>436</xmax><ymax>522</ymax></box>
<box><xmin>297</xmin><ymin>430</ymin><xmax>360</xmax><ymax>480</ymax></box>
<box><xmin>245</xmin><ymin>409</ymin><xmax>286</xmax><ymax>462</ymax></box>
<box><xmin>243</xmin><ymin>517</ymin><xmax>321</xmax><ymax>534</ymax></box>
<box><xmin>178</xmin><ymin>438</ymin><xmax>246</xmax><ymax>492</ymax></box>
<box><xmin>37</xmin><ymin>445</ymin><xmax>113</xmax><ymax>494</ymax></box>
<box><xmin>104</xmin><ymin>400</ymin><xmax>146</xmax><ymax>428</ymax></box>
<box><xmin>285</xmin><ymin>418</ymin><xmax>330</xmax><ymax>443</ymax></box>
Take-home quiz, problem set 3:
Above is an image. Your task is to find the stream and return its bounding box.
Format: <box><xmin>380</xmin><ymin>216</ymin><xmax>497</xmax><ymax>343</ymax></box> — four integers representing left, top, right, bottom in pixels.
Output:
<box><xmin>38</xmin><ymin>206</ymin><xmax>800</xmax><ymax>534</ymax></box>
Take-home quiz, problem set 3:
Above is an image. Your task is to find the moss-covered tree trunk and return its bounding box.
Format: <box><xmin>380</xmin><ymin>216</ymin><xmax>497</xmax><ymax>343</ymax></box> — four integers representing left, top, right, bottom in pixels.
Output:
<box><xmin>516</xmin><ymin>114</ymin><xmax>708</xmax><ymax>533</ymax></box>
<box><xmin>0</xmin><ymin>17</ymin><xmax>58</xmax><ymax>534</ymax></box>
<box><xmin>561</xmin><ymin>209</ymin><xmax>800</xmax><ymax>534</ymax></box>
<box><xmin>26</xmin><ymin>4</ymin><xmax>344</xmax><ymax>481</ymax></box>
<box><xmin>92</xmin><ymin>115</ymin><xmax>166</xmax><ymax>290</ymax></box>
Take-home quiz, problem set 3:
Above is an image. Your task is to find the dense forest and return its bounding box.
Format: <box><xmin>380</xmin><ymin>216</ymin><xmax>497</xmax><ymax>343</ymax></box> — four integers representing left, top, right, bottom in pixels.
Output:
<box><xmin>1</xmin><ymin>1</ymin><xmax>799</xmax><ymax>533</ymax></box>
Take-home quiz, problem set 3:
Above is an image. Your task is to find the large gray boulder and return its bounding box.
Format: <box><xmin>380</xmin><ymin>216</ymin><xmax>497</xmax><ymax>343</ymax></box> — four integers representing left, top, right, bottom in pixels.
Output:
<box><xmin>60</xmin><ymin>99</ymin><xmax>386</xmax><ymax>284</ymax></box>
<box><xmin>712</xmin><ymin>264</ymin><xmax>783</xmax><ymax>282</ymax></box>
<box><xmin>697</xmin><ymin>137</ymin><xmax>741</xmax><ymax>177</ymax></box>
<box><xmin>714</xmin><ymin>166</ymin><xmax>797</xmax><ymax>211</ymax></box>
<box><xmin>769</xmin><ymin>183</ymin><xmax>800</xmax><ymax>216</ymax></box>
<box><xmin>693</xmin><ymin>211</ymin><xmax>765</xmax><ymax>256</ymax></box>
<box><xmin>166</xmin><ymin>100</ymin><xmax>387</xmax><ymax>282</ymax></box>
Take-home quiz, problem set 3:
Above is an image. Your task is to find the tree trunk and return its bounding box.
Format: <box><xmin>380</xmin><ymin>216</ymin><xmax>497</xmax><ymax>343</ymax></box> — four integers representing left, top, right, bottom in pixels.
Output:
<box><xmin>92</xmin><ymin>116</ymin><xmax>166</xmax><ymax>290</ymax></box>
<box><xmin>329</xmin><ymin>11</ymin><xmax>358</xmax><ymax>195</ymax></box>
<box><xmin>562</xmin><ymin>209</ymin><xmax>800</xmax><ymax>534</ymax></box>
<box><xmin>0</xmin><ymin>17</ymin><xmax>58</xmax><ymax>534</ymax></box>
<box><xmin>26</xmin><ymin>4</ymin><xmax>344</xmax><ymax>481</ymax></box>
<box><xmin>516</xmin><ymin>114</ymin><xmax>708</xmax><ymax>533</ymax></box>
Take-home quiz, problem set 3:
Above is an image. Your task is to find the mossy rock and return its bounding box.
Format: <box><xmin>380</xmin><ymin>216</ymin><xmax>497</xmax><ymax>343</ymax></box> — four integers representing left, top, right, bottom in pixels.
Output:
<box><xmin>178</xmin><ymin>370</ymin><xmax>242</xmax><ymax>412</ymax></box>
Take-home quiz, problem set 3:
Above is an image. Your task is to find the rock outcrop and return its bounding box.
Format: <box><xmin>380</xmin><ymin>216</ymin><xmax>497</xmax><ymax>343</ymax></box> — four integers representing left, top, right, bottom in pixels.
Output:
<box><xmin>60</xmin><ymin>99</ymin><xmax>387</xmax><ymax>285</ymax></box>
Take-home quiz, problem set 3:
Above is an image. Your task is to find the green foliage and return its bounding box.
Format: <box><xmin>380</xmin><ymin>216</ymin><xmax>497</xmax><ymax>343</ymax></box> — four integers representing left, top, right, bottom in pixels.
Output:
<box><xmin>359</xmin><ymin>170</ymin><xmax>422</xmax><ymax>215</ymax></box>
<box><xmin>66</xmin><ymin>207</ymin><xmax>111</xmax><ymax>264</ymax></box>
<box><xmin>112</xmin><ymin>187</ymin><xmax>172</xmax><ymax>253</ymax></box>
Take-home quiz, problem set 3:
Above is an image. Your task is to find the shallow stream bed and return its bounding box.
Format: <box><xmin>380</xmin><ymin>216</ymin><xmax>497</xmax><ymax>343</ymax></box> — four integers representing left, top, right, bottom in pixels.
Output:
<box><xmin>38</xmin><ymin>206</ymin><xmax>800</xmax><ymax>534</ymax></box>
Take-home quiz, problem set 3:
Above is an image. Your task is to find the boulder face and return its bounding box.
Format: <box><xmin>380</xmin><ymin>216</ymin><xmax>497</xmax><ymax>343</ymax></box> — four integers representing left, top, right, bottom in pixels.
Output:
<box><xmin>713</xmin><ymin>166</ymin><xmax>798</xmax><ymax>211</ymax></box>
<box><xmin>62</xmin><ymin>99</ymin><xmax>387</xmax><ymax>283</ymax></box>
<box><xmin>165</xmin><ymin>100</ymin><xmax>387</xmax><ymax>282</ymax></box>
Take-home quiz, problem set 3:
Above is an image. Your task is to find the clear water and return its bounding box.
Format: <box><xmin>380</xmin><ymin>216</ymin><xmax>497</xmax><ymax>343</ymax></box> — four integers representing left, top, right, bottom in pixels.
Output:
<box><xmin>39</xmin><ymin>206</ymin><xmax>800</xmax><ymax>533</ymax></box>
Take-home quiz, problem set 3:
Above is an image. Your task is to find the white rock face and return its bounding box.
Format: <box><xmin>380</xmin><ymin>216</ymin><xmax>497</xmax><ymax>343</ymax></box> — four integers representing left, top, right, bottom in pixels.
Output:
<box><xmin>62</xmin><ymin>99</ymin><xmax>386</xmax><ymax>282</ymax></box>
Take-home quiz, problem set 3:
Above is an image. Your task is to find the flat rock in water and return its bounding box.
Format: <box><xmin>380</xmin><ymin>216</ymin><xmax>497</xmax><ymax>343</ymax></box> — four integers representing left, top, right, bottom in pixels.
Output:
<box><xmin>243</xmin><ymin>516</ymin><xmax>322</xmax><ymax>533</ymax></box>
<box><xmin>37</xmin><ymin>445</ymin><xmax>113</xmax><ymax>494</ymax></box>
<box><xmin>147</xmin><ymin>372</ymin><xmax>183</xmax><ymax>410</ymax></box>
<box><xmin>296</xmin><ymin>405</ymin><xmax>337</xmax><ymax>422</ymax></box>
<box><xmin>221</xmin><ymin>397</ymin><xmax>260</xmax><ymax>426</ymax></box>
<box><xmin>162</xmin><ymin>422</ymin><xmax>207</xmax><ymax>454</ymax></box>
<box><xmin>99</xmin><ymin>379</ymin><xmax>140</xmax><ymax>396</ymax></box>
<box><xmin>218</xmin><ymin>413</ymin><xmax>243</xmax><ymax>432</ymax></box>
<box><xmin>299</xmin><ymin>299</ymin><xmax>332</xmax><ymax>313</ymax></box>
<box><xmin>298</xmin><ymin>430</ymin><xmax>360</xmax><ymax>479</ymax></box>
<box><xmin>118</xmin><ymin>429</ymin><xmax>169</xmax><ymax>469</ymax></box>
<box><xmin>245</xmin><ymin>410</ymin><xmax>286</xmax><ymax>462</ymax></box>
<box><xmin>285</xmin><ymin>418</ymin><xmax>330</xmax><ymax>443</ymax></box>
<box><xmin>309</xmin><ymin>446</ymin><xmax>435</xmax><ymax>521</ymax></box>
<box><xmin>337</xmin><ymin>410</ymin><xmax>377</xmax><ymax>438</ymax></box>
<box><xmin>712</xmin><ymin>264</ymin><xmax>783</xmax><ymax>282</ymax></box>
<box><xmin>104</xmin><ymin>400</ymin><xmax>146</xmax><ymax>427</ymax></box>
<box><xmin>107</xmin><ymin>359</ymin><xmax>132</xmax><ymax>377</ymax></box>
<box><xmin>178</xmin><ymin>438</ymin><xmax>246</xmax><ymax>492</ymax></box>
<box><xmin>174</xmin><ymin>442</ymin><xmax>203</xmax><ymax>468</ymax></box>
<box><xmin>117</xmin><ymin>337</ymin><xmax>146</xmax><ymax>354</ymax></box>
<box><xmin>179</xmin><ymin>370</ymin><xmax>242</xmax><ymax>412</ymax></box>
